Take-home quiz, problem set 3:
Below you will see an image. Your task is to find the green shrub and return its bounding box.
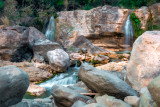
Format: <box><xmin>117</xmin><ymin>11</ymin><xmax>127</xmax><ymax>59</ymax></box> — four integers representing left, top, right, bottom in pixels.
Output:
<box><xmin>0</xmin><ymin>0</ymin><xmax>3</xmax><ymax>9</ymax></box>
<box><xmin>130</xmin><ymin>13</ymin><xmax>145</xmax><ymax>38</ymax></box>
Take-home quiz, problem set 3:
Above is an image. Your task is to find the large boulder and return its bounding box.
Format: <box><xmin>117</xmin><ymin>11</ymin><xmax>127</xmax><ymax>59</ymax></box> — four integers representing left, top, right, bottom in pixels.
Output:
<box><xmin>32</xmin><ymin>38</ymin><xmax>61</xmax><ymax>62</ymax></box>
<box><xmin>148</xmin><ymin>75</ymin><xmax>160</xmax><ymax>106</ymax></box>
<box><xmin>58</xmin><ymin>5</ymin><xmax>129</xmax><ymax>50</ymax></box>
<box><xmin>0</xmin><ymin>26</ymin><xmax>33</xmax><ymax>62</ymax></box>
<box><xmin>0</xmin><ymin>65</ymin><xmax>30</xmax><ymax>107</ymax></box>
<box><xmin>29</xmin><ymin>27</ymin><xmax>62</xmax><ymax>62</ymax></box>
<box><xmin>47</xmin><ymin>49</ymin><xmax>70</xmax><ymax>72</ymax></box>
<box><xmin>51</xmin><ymin>85</ymin><xmax>93</xmax><ymax>107</ymax></box>
<box><xmin>0</xmin><ymin>26</ymin><xmax>61</xmax><ymax>62</ymax></box>
<box><xmin>79</xmin><ymin>63</ymin><xmax>138</xmax><ymax>99</ymax></box>
<box><xmin>69</xmin><ymin>35</ymin><xmax>104</xmax><ymax>54</ymax></box>
<box><xmin>127</xmin><ymin>31</ymin><xmax>160</xmax><ymax>90</ymax></box>
<box><xmin>0</xmin><ymin>60</ymin><xmax>53</xmax><ymax>83</ymax></box>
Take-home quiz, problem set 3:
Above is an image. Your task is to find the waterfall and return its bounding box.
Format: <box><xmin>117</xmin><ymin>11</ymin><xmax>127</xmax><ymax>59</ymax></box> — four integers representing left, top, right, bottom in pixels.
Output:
<box><xmin>45</xmin><ymin>16</ymin><xmax>56</xmax><ymax>41</ymax></box>
<box><xmin>124</xmin><ymin>14</ymin><xmax>134</xmax><ymax>47</ymax></box>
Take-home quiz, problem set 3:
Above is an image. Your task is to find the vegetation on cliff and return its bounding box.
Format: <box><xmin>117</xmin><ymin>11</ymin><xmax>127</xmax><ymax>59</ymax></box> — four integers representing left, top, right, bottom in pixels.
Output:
<box><xmin>130</xmin><ymin>13</ymin><xmax>144</xmax><ymax>38</ymax></box>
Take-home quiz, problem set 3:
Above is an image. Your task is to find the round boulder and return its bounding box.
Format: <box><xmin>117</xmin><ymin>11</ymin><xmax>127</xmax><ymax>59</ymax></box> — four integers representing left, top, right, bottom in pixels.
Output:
<box><xmin>127</xmin><ymin>31</ymin><xmax>160</xmax><ymax>90</ymax></box>
<box><xmin>47</xmin><ymin>49</ymin><xmax>70</xmax><ymax>72</ymax></box>
<box><xmin>0</xmin><ymin>65</ymin><xmax>30</xmax><ymax>107</ymax></box>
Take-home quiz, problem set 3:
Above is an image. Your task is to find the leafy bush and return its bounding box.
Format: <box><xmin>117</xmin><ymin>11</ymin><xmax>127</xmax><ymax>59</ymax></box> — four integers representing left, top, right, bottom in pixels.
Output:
<box><xmin>0</xmin><ymin>0</ymin><xmax>3</xmax><ymax>9</ymax></box>
<box><xmin>130</xmin><ymin>13</ymin><xmax>144</xmax><ymax>38</ymax></box>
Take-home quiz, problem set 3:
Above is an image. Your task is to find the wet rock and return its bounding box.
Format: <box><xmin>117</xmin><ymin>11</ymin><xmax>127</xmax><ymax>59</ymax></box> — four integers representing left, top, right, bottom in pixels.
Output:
<box><xmin>47</xmin><ymin>49</ymin><xmax>70</xmax><ymax>72</ymax></box>
<box><xmin>51</xmin><ymin>85</ymin><xmax>93</xmax><ymax>107</ymax></box>
<box><xmin>96</xmin><ymin>95</ymin><xmax>131</xmax><ymax>107</ymax></box>
<box><xmin>0</xmin><ymin>65</ymin><xmax>30</xmax><ymax>107</ymax></box>
<box><xmin>79</xmin><ymin>63</ymin><xmax>138</xmax><ymax>99</ymax></box>
<box><xmin>124</xmin><ymin>96</ymin><xmax>140</xmax><ymax>107</ymax></box>
<box><xmin>148</xmin><ymin>75</ymin><xmax>160</xmax><ymax>106</ymax></box>
<box><xmin>27</xmin><ymin>84</ymin><xmax>46</xmax><ymax>96</ymax></box>
<box><xmin>127</xmin><ymin>31</ymin><xmax>160</xmax><ymax>90</ymax></box>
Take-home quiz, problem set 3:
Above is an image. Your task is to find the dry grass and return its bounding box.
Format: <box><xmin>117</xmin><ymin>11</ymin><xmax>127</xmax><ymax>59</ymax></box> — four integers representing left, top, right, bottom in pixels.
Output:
<box><xmin>1</xmin><ymin>16</ymin><xmax>9</xmax><ymax>26</ymax></box>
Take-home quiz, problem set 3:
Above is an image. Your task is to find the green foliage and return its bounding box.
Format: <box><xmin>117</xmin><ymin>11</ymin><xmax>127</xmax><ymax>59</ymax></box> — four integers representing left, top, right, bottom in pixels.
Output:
<box><xmin>130</xmin><ymin>13</ymin><xmax>144</xmax><ymax>38</ymax></box>
<box><xmin>91</xmin><ymin>58</ymin><xmax>96</xmax><ymax>65</ymax></box>
<box><xmin>0</xmin><ymin>0</ymin><xmax>3</xmax><ymax>10</ymax></box>
<box><xmin>83</xmin><ymin>4</ymin><xmax>93</xmax><ymax>10</ymax></box>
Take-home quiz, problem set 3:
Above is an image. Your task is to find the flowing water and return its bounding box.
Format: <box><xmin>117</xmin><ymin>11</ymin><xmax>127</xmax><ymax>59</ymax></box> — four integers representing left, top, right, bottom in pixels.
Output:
<box><xmin>45</xmin><ymin>16</ymin><xmax>56</xmax><ymax>41</ymax></box>
<box><xmin>38</xmin><ymin>63</ymin><xmax>79</xmax><ymax>90</ymax></box>
<box><xmin>24</xmin><ymin>63</ymin><xmax>79</xmax><ymax>99</ymax></box>
<box><xmin>124</xmin><ymin>14</ymin><xmax>134</xmax><ymax>47</ymax></box>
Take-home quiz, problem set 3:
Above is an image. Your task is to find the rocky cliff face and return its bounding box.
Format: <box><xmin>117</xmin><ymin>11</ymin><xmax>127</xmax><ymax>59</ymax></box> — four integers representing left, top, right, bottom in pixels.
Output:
<box><xmin>57</xmin><ymin>4</ymin><xmax>160</xmax><ymax>51</ymax></box>
<box><xmin>57</xmin><ymin>5</ymin><xmax>130</xmax><ymax>50</ymax></box>
<box><xmin>133</xmin><ymin>6</ymin><xmax>150</xmax><ymax>30</ymax></box>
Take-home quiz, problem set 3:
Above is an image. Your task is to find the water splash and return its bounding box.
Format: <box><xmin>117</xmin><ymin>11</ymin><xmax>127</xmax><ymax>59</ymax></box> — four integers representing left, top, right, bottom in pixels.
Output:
<box><xmin>45</xmin><ymin>16</ymin><xmax>56</xmax><ymax>41</ymax></box>
<box><xmin>124</xmin><ymin>14</ymin><xmax>134</xmax><ymax>47</ymax></box>
<box><xmin>39</xmin><ymin>62</ymin><xmax>79</xmax><ymax>89</ymax></box>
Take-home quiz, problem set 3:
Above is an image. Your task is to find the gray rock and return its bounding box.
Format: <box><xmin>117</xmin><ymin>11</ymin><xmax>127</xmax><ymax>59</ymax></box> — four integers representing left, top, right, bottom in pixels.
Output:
<box><xmin>51</xmin><ymin>85</ymin><xmax>92</xmax><ymax>107</ymax></box>
<box><xmin>148</xmin><ymin>75</ymin><xmax>160</xmax><ymax>106</ymax></box>
<box><xmin>71</xmin><ymin>100</ymin><xmax>86</xmax><ymax>107</ymax></box>
<box><xmin>10</xmin><ymin>102</ymin><xmax>29</xmax><ymax>107</ymax></box>
<box><xmin>11</xmin><ymin>99</ymin><xmax>54</xmax><ymax>107</ymax></box>
<box><xmin>67</xmin><ymin>86</ymin><xmax>90</xmax><ymax>93</ymax></box>
<box><xmin>33</xmin><ymin>38</ymin><xmax>61</xmax><ymax>62</ymax></box>
<box><xmin>96</xmin><ymin>95</ymin><xmax>131</xmax><ymax>107</ymax></box>
<box><xmin>78</xmin><ymin>63</ymin><xmax>138</xmax><ymax>99</ymax></box>
<box><xmin>0</xmin><ymin>65</ymin><xmax>30</xmax><ymax>107</ymax></box>
<box><xmin>84</xmin><ymin>103</ymin><xmax>106</xmax><ymax>107</ymax></box>
<box><xmin>47</xmin><ymin>49</ymin><xmax>70</xmax><ymax>72</ymax></box>
<box><xmin>0</xmin><ymin>26</ymin><xmax>32</xmax><ymax>62</ymax></box>
<box><xmin>139</xmin><ymin>87</ymin><xmax>154</xmax><ymax>107</ymax></box>
<box><xmin>69</xmin><ymin>35</ymin><xmax>104</xmax><ymax>54</ymax></box>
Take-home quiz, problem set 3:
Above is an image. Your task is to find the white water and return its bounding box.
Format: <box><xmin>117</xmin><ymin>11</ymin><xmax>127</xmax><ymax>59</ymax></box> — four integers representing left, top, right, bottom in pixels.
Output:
<box><xmin>45</xmin><ymin>16</ymin><xmax>56</xmax><ymax>41</ymax></box>
<box><xmin>39</xmin><ymin>63</ymin><xmax>79</xmax><ymax>89</ymax></box>
<box><xmin>124</xmin><ymin>14</ymin><xmax>134</xmax><ymax>46</ymax></box>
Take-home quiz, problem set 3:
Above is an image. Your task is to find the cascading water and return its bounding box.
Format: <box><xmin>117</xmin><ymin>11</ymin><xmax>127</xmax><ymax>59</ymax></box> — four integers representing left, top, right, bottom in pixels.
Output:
<box><xmin>39</xmin><ymin>62</ymin><xmax>79</xmax><ymax>89</ymax></box>
<box><xmin>45</xmin><ymin>16</ymin><xmax>56</xmax><ymax>41</ymax></box>
<box><xmin>124</xmin><ymin>14</ymin><xmax>134</xmax><ymax>47</ymax></box>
